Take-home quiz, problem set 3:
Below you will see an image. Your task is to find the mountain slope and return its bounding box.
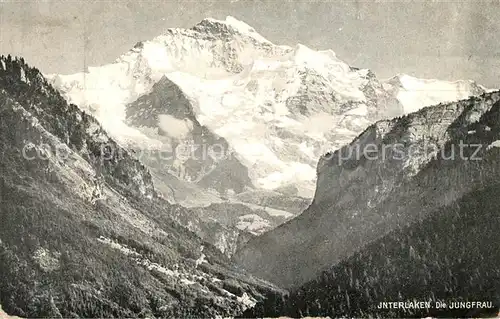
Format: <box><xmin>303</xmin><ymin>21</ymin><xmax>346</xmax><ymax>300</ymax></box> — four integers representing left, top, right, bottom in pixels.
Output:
<box><xmin>124</xmin><ymin>75</ymin><xmax>253</xmax><ymax>201</ymax></box>
<box><xmin>246</xmin><ymin>183</ymin><xmax>500</xmax><ymax>318</ymax></box>
<box><xmin>0</xmin><ymin>55</ymin><xmax>284</xmax><ymax>318</ymax></box>
<box><xmin>235</xmin><ymin>91</ymin><xmax>500</xmax><ymax>288</ymax></box>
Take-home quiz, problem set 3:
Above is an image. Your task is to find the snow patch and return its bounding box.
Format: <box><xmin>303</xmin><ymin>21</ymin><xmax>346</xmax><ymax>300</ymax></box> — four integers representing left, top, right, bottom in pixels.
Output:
<box><xmin>205</xmin><ymin>16</ymin><xmax>273</xmax><ymax>45</ymax></box>
<box><xmin>487</xmin><ymin>140</ymin><xmax>500</xmax><ymax>150</ymax></box>
<box><xmin>391</xmin><ymin>74</ymin><xmax>482</xmax><ymax>114</ymax></box>
<box><xmin>32</xmin><ymin>247</ymin><xmax>60</xmax><ymax>272</ymax></box>
<box><xmin>158</xmin><ymin>114</ymin><xmax>194</xmax><ymax>139</ymax></box>
<box><xmin>0</xmin><ymin>305</ymin><xmax>22</xmax><ymax>319</ymax></box>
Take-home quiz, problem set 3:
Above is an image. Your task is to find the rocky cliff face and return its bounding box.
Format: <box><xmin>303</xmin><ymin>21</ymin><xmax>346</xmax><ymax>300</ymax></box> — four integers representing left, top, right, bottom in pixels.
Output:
<box><xmin>0</xmin><ymin>55</ymin><xmax>285</xmax><ymax>318</ymax></box>
<box><xmin>235</xmin><ymin>91</ymin><xmax>500</xmax><ymax>289</ymax></box>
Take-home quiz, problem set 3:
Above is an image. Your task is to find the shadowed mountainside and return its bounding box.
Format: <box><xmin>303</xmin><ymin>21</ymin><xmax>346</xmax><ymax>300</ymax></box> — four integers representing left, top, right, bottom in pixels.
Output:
<box><xmin>0</xmin><ymin>55</ymin><xmax>285</xmax><ymax>318</ymax></box>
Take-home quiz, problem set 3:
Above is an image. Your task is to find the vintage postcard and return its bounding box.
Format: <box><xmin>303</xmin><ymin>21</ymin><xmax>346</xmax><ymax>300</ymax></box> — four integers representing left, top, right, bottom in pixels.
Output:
<box><xmin>0</xmin><ymin>1</ymin><xmax>499</xmax><ymax>318</ymax></box>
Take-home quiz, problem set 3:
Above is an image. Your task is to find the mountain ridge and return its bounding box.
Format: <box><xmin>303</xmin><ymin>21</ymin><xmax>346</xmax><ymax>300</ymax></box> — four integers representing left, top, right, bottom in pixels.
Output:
<box><xmin>235</xmin><ymin>90</ymin><xmax>500</xmax><ymax>288</ymax></box>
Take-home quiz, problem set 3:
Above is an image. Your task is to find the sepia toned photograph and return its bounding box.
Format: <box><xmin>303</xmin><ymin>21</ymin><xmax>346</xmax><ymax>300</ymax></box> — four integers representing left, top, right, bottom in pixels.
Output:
<box><xmin>0</xmin><ymin>0</ymin><xmax>499</xmax><ymax>318</ymax></box>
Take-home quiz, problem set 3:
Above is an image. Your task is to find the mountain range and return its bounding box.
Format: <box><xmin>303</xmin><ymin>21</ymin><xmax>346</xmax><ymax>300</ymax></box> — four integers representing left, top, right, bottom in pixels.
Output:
<box><xmin>47</xmin><ymin>16</ymin><xmax>486</xmax><ymax>251</ymax></box>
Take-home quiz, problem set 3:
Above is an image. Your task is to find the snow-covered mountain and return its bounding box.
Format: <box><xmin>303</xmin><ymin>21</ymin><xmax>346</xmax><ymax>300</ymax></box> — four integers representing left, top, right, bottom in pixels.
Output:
<box><xmin>47</xmin><ymin>16</ymin><xmax>486</xmax><ymax>203</ymax></box>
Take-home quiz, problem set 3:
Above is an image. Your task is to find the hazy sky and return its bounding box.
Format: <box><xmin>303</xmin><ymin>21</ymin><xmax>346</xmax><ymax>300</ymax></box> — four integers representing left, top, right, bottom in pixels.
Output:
<box><xmin>1</xmin><ymin>0</ymin><xmax>499</xmax><ymax>87</ymax></box>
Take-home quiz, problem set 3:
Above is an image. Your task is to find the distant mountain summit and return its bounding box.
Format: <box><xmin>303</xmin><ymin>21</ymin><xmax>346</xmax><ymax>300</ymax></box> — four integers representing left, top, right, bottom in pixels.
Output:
<box><xmin>46</xmin><ymin>16</ymin><xmax>487</xmax><ymax>201</ymax></box>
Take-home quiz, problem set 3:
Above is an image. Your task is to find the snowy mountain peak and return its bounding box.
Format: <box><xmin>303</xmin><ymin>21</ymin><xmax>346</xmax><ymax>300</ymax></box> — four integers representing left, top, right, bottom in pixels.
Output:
<box><xmin>47</xmin><ymin>17</ymin><xmax>487</xmax><ymax>198</ymax></box>
<box><xmin>193</xmin><ymin>16</ymin><xmax>274</xmax><ymax>44</ymax></box>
